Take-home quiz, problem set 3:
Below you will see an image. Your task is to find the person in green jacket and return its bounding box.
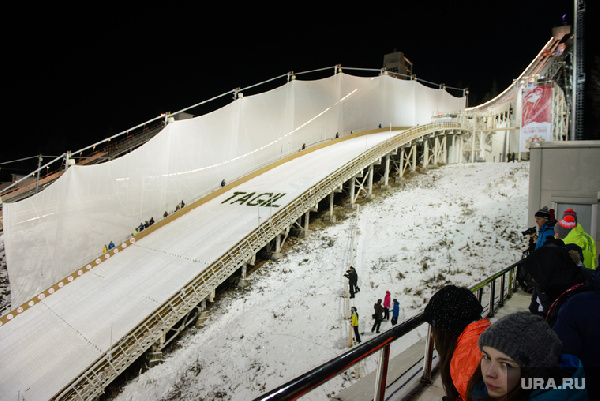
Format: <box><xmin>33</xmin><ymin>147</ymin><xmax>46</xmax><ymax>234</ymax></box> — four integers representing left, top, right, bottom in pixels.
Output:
<box><xmin>555</xmin><ymin>214</ymin><xmax>597</xmax><ymax>270</ymax></box>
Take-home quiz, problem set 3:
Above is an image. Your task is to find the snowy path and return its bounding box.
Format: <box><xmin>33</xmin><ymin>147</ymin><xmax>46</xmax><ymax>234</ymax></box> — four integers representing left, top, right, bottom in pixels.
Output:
<box><xmin>112</xmin><ymin>162</ymin><xmax>529</xmax><ymax>401</ymax></box>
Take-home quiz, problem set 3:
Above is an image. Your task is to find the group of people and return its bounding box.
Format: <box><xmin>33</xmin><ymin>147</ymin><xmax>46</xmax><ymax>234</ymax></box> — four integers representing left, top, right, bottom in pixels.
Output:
<box><xmin>345</xmin><ymin>266</ymin><xmax>362</xmax><ymax>343</ymax></box>
<box><xmin>346</xmin><ymin>203</ymin><xmax>600</xmax><ymax>401</ymax></box>
<box><xmin>342</xmin><ymin>205</ymin><xmax>598</xmax><ymax>399</ymax></box>
<box><xmin>345</xmin><ymin>266</ymin><xmax>401</xmax><ymax>343</ymax></box>
<box><xmin>102</xmin><ymin>199</ymin><xmax>189</xmax><ymax>256</ymax></box>
<box><xmin>371</xmin><ymin>292</ymin><xmax>400</xmax><ymax>334</ymax></box>
<box><xmin>423</xmin><ymin>283</ymin><xmax>593</xmax><ymax>400</ymax></box>
<box><xmin>532</xmin><ymin>206</ymin><xmax>596</xmax><ymax>269</ymax></box>
<box><xmin>133</xmin><ymin>216</ymin><xmax>156</xmax><ymax>236</ymax></box>
<box><xmin>162</xmin><ymin>200</ymin><xmax>187</xmax><ymax>219</ymax></box>
<box><xmin>420</xmin><ymin>208</ymin><xmax>598</xmax><ymax>400</ymax></box>
<box><xmin>348</xmin><ymin>298</ymin><xmax>400</xmax><ymax>344</ymax></box>
<box><xmin>419</xmin><ymin>205</ymin><xmax>598</xmax><ymax>400</ymax></box>
<box><xmin>523</xmin><ymin>207</ymin><xmax>598</xmax><ymax>328</ymax></box>
<box><xmin>102</xmin><ymin>241</ymin><xmax>115</xmax><ymax>253</ymax></box>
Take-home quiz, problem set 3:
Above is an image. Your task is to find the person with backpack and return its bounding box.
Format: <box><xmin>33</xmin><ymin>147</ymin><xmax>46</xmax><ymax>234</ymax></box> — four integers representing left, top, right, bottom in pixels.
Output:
<box><xmin>523</xmin><ymin>238</ymin><xmax>595</xmax><ymax>325</ymax></box>
<box><xmin>553</xmin><ymin>267</ymin><xmax>600</xmax><ymax>399</ymax></box>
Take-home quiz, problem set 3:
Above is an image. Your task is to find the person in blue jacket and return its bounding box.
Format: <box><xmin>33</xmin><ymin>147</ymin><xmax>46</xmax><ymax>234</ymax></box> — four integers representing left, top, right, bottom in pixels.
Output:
<box><xmin>535</xmin><ymin>206</ymin><xmax>556</xmax><ymax>250</ymax></box>
<box><xmin>391</xmin><ymin>298</ymin><xmax>400</xmax><ymax>325</ymax></box>
<box><xmin>466</xmin><ymin>311</ymin><xmax>588</xmax><ymax>400</ymax></box>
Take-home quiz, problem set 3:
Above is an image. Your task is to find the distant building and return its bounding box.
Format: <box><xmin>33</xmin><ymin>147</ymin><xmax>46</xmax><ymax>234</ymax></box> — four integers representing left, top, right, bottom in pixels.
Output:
<box><xmin>382</xmin><ymin>50</ymin><xmax>413</xmax><ymax>79</ymax></box>
<box><xmin>9</xmin><ymin>174</ymin><xmax>35</xmax><ymax>189</ymax></box>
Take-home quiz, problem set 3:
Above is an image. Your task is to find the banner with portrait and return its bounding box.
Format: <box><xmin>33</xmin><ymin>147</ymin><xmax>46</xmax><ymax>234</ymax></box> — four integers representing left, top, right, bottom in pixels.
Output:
<box><xmin>521</xmin><ymin>85</ymin><xmax>552</xmax><ymax>152</ymax></box>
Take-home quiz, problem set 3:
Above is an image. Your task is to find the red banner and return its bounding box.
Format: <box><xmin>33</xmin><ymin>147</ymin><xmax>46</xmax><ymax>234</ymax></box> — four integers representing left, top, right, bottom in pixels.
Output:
<box><xmin>521</xmin><ymin>85</ymin><xmax>551</xmax><ymax>151</ymax></box>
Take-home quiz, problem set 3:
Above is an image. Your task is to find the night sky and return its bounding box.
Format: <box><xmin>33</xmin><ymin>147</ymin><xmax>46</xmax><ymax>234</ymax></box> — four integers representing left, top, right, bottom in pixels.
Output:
<box><xmin>2</xmin><ymin>1</ymin><xmax>591</xmax><ymax>178</ymax></box>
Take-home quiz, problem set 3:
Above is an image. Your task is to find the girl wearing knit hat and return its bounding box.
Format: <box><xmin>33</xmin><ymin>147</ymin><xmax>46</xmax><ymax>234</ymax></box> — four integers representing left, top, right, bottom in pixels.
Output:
<box><xmin>466</xmin><ymin>311</ymin><xmax>587</xmax><ymax>400</ymax></box>
<box><xmin>423</xmin><ymin>285</ymin><xmax>491</xmax><ymax>401</ymax></box>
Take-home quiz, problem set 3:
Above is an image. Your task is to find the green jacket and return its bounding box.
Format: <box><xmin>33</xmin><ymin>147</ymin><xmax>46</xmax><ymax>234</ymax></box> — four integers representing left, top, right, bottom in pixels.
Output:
<box><xmin>563</xmin><ymin>224</ymin><xmax>597</xmax><ymax>270</ymax></box>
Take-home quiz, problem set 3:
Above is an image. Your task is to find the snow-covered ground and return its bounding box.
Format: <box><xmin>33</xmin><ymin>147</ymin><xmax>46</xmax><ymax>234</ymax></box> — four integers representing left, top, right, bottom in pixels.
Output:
<box><xmin>104</xmin><ymin>161</ymin><xmax>529</xmax><ymax>401</ymax></box>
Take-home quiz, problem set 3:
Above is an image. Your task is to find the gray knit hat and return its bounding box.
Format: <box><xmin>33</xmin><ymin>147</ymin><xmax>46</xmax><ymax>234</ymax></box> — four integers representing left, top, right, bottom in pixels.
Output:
<box><xmin>478</xmin><ymin>312</ymin><xmax>561</xmax><ymax>378</ymax></box>
<box><xmin>555</xmin><ymin>215</ymin><xmax>577</xmax><ymax>239</ymax></box>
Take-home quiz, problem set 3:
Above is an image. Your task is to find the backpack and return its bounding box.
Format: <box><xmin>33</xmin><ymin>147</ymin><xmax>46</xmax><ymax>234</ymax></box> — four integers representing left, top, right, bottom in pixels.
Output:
<box><xmin>546</xmin><ymin>281</ymin><xmax>594</xmax><ymax>327</ymax></box>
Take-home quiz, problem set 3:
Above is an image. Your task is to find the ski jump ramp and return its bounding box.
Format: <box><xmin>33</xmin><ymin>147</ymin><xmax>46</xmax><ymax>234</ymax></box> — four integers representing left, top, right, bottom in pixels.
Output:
<box><xmin>1</xmin><ymin>69</ymin><xmax>467</xmax><ymax>400</ymax></box>
<box><xmin>0</xmin><ymin>123</ymin><xmax>467</xmax><ymax>400</ymax></box>
<box><xmin>0</xmin><ymin>33</ymin><xmax>570</xmax><ymax>400</ymax></box>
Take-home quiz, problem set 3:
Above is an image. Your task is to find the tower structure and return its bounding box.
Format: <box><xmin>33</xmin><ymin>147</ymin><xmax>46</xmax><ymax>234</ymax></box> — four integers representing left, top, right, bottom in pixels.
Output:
<box><xmin>572</xmin><ymin>0</ymin><xmax>586</xmax><ymax>140</ymax></box>
<box><xmin>382</xmin><ymin>50</ymin><xmax>413</xmax><ymax>79</ymax></box>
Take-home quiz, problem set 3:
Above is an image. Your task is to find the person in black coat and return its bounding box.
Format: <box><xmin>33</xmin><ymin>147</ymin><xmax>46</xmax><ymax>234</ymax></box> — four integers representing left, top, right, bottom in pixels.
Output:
<box><xmin>344</xmin><ymin>266</ymin><xmax>359</xmax><ymax>298</ymax></box>
<box><xmin>523</xmin><ymin>238</ymin><xmax>594</xmax><ymax>323</ymax></box>
<box><xmin>553</xmin><ymin>268</ymin><xmax>600</xmax><ymax>400</ymax></box>
<box><xmin>371</xmin><ymin>299</ymin><xmax>383</xmax><ymax>333</ymax></box>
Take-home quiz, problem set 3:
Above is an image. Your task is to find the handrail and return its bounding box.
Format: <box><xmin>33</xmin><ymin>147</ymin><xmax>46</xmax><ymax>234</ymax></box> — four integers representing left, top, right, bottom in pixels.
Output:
<box><xmin>255</xmin><ymin>314</ymin><xmax>427</xmax><ymax>401</ymax></box>
<box><xmin>254</xmin><ymin>260</ymin><xmax>521</xmax><ymax>401</ymax></box>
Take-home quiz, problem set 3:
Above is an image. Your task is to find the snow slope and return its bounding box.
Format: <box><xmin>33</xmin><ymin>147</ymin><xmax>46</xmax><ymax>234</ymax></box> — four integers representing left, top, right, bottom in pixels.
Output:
<box><xmin>112</xmin><ymin>161</ymin><xmax>530</xmax><ymax>401</ymax></box>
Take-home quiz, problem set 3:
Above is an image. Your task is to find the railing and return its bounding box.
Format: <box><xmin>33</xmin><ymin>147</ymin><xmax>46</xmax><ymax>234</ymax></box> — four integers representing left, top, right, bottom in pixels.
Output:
<box><xmin>254</xmin><ymin>260</ymin><xmax>522</xmax><ymax>401</ymax></box>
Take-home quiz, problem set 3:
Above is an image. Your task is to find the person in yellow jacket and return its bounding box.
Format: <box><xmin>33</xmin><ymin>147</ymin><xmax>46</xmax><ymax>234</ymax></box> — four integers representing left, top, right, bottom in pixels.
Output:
<box><xmin>351</xmin><ymin>307</ymin><xmax>361</xmax><ymax>343</ymax></box>
<box><xmin>556</xmin><ymin>212</ymin><xmax>597</xmax><ymax>270</ymax></box>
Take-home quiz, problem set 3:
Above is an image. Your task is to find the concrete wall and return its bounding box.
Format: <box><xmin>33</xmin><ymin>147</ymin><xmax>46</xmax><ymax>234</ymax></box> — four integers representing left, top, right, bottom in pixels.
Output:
<box><xmin>528</xmin><ymin>140</ymin><xmax>600</xmax><ymax>258</ymax></box>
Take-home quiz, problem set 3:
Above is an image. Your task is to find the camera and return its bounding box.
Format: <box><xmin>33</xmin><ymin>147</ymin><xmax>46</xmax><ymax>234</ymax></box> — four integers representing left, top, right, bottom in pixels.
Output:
<box><xmin>522</xmin><ymin>227</ymin><xmax>536</xmax><ymax>236</ymax></box>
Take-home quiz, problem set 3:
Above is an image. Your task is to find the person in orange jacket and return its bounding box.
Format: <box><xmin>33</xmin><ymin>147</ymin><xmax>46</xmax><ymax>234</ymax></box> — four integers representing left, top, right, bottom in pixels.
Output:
<box><xmin>423</xmin><ymin>285</ymin><xmax>491</xmax><ymax>401</ymax></box>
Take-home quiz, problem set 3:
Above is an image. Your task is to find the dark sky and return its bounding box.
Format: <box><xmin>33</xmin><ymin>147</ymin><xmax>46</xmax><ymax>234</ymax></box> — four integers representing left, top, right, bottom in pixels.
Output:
<box><xmin>1</xmin><ymin>1</ymin><xmax>584</xmax><ymax>176</ymax></box>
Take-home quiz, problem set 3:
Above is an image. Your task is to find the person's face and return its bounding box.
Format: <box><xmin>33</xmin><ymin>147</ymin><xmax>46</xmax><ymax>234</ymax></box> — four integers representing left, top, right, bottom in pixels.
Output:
<box><xmin>480</xmin><ymin>346</ymin><xmax>522</xmax><ymax>398</ymax></box>
<box><xmin>535</xmin><ymin>217</ymin><xmax>547</xmax><ymax>228</ymax></box>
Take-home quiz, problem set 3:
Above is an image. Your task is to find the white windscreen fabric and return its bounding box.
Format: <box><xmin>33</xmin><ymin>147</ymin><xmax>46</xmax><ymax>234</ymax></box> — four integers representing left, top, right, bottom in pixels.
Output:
<box><xmin>3</xmin><ymin>73</ymin><xmax>465</xmax><ymax>306</ymax></box>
